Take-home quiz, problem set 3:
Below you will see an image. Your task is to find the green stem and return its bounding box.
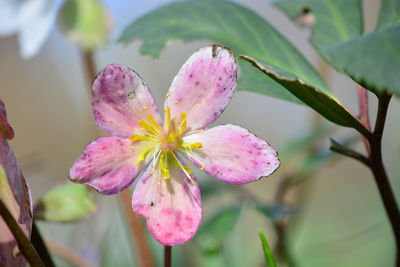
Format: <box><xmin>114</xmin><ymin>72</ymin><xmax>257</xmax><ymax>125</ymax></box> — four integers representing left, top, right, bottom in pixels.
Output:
<box><xmin>164</xmin><ymin>246</ymin><xmax>172</xmax><ymax>267</ymax></box>
<box><xmin>0</xmin><ymin>199</ymin><xmax>45</xmax><ymax>267</ymax></box>
<box><xmin>31</xmin><ymin>221</ymin><xmax>56</xmax><ymax>267</ymax></box>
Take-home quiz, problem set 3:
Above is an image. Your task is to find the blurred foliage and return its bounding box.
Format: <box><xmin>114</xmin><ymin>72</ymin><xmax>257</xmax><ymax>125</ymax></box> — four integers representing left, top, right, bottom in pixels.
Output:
<box><xmin>195</xmin><ymin>205</ymin><xmax>242</xmax><ymax>255</ymax></box>
<box><xmin>58</xmin><ymin>0</ymin><xmax>111</xmax><ymax>50</ymax></box>
<box><xmin>34</xmin><ymin>183</ymin><xmax>96</xmax><ymax>223</ymax></box>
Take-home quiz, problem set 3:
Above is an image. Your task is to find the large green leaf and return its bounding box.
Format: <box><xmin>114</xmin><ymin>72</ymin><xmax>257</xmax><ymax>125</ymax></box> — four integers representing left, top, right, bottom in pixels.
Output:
<box><xmin>239</xmin><ymin>55</ymin><xmax>370</xmax><ymax>136</ymax></box>
<box><xmin>277</xmin><ymin>0</ymin><xmax>400</xmax><ymax>96</ymax></box>
<box><xmin>326</xmin><ymin>25</ymin><xmax>400</xmax><ymax>97</ymax></box>
<box><xmin>238</xmin><ymin>60</ymin><xmax>302</xmax><ymax>103</ymax></box>
<box><xmin>34</xmin><ymin>183</ymin><xmax>96</xmax><ymax>223</ymax></box>
<box><xmin>275</xmin><ymin>0</ymin><xmax>363</xmax><ymax>60</ymax></box>
<box><xmin>377</xmin><ymin>0</ymin><xmax>400</xmax><ymax>29</ymax></box>
<box><xmin>119</xmin><ymin>0</ymin><xmax>327</xmax><ymax>104</ymax></box>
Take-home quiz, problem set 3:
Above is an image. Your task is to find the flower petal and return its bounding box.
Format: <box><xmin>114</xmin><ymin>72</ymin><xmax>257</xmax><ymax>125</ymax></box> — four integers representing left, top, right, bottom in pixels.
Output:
<box><xmin>132</xmin><ymin>164</ymin><xmax>202</xmax><ymax>245</ymax></box>
<box><xmin>92</xmin><ymin>64</ymin><xmax>161</xmax><ymax>138</ymax></box>
<box><xmin>0</xmin><ymin>100</ymin><xmax>14</xmax><ymax>140</ymax></box>
<box><xmin>18</xmin><ymin>0</ymin><xmax>62</xmax><ymax>58</ymax></box>
<box><xmin>165</xmin><ymin>45</ymin><xmax>237</xmax><ymax>131</ymax></box>
<box><xmin>69</xmin><ymin>136</ymin><xmax>144</xmax><ymax>195</ymax></box>
<box><xmin>184</xmin><ymin>124</ymin><xmax>280</xmax><ymax>184</ymax></box>
<box><xmin>0</xmin><ymin>140</ymin><xmax>32</xmax><ymax>267</ymax></box>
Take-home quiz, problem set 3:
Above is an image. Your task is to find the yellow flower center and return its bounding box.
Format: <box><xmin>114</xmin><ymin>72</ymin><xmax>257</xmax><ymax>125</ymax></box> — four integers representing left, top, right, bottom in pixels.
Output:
<box><xmin>129</xmin><ymin>107</ymin><xmax>202</xmax><ymax>181</ymax></box>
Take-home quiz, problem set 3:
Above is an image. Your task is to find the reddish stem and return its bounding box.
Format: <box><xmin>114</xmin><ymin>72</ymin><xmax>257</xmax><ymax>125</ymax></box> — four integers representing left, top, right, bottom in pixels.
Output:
<box><xmin>164</xmin><ymin>246</ymin><xmax>172</xmax><ymax>267</ymax></box>
<box><xmin>120</xmin><ymin>189</ymin><xmax>156</xmax><ymax>267</ymax></box>
<box><xmin>357</xmin><ymin>85</ymin><xmax>371</xmax><ymax>153</ymax></box>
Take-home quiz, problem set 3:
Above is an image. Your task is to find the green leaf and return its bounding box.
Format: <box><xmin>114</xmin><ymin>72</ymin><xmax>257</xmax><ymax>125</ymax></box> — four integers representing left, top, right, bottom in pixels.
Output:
<box><xmin>326</xmin><ymin>25</ymin><xmax>400</xmax><ymax>96</ymax></box>
<box><xmin>57</xmin><ymin>0</ymin><xmax>110</xmax><ymax>50</ymax></box>
<box><xmin>34</xmin><ymin>183</ymin><xmax>96</xmax><ymax>223</ymax></box>
<box><xmin>119</xmin><ymin>0</ymin><xmax>327</xmax><ymax>104</ymax></box>
<box><xmin>196</xmin><ymin>206</ymin><xmax>241</xmax><ymax>255</ymax></box>
<box><xmin>377</xmin><ymin>0</ymin><xmax>400</xmax><ymax>29</ymax></box>
<box><xmin>258</xmin><ymin>231</ymin><xmax>277</xmax><ymax>267</ymax></box>
<box><xmin>277</xmin><ymin>0</ymin><xmax>400</xmax><ymax>96</ymax></box>
<box><xmin>239</xmin><ymin>55</ymin><xmax>370</xmax><ymax>136</ymax></box>
<box><xmin>275</xmin><ymin>0</ymin><xmax>363</xmax><ymax>60</ymax></box>
<box><xmin>237</xmin><ymin>60</ymin><xmax>302</xmax><ymax>103</ymax></box>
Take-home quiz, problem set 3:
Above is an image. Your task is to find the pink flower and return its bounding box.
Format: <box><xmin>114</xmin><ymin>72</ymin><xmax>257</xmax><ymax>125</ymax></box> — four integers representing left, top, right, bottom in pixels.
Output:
<box><xmin>69</xmin><ymin>45</ymin><xmax>280</xmax><ymax>245</ymax></box>
<box><xmin>0</xmin><ymin>99</ymin><xmax>32</xmax><ymax>267</ymax></box>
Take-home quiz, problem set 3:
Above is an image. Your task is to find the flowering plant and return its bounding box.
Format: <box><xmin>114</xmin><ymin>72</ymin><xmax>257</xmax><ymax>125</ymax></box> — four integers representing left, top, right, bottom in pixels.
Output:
<box><xmin>0</xmin><ymin>100</ymin><xmax>32</xmax><ymax>267</ymax></box>
<box><xmin>69</xmin><ymin>45</ymin><xmax>280</xmax><ymax>245</ymax></box>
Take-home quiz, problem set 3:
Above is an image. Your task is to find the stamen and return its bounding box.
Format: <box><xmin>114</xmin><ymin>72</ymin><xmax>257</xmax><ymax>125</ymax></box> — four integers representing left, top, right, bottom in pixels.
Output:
<box><xmin>159</xmin><ymin>153</ymin><xmax>170</xmax><ymax>179</ymax></box>
<box><xmin>174</xmin><ymin>100</ymin><xmax>180</xmax><ymax>104</ymax></box>
<box><xmin>129</xmin><ymin>135</ymin><xmax>155</xmax><ymax>142</ymax></box>
<box><xmin>164</xmin><ymin>106</ymin><xmax>171</xmax><ymax>130</ymax></box>
<box><xmin>195</xmin><ymin>104</ymin><xmax>201</xmax><ymax>108</ymax></box>
<box><xmin>165</xmin><ymin>93</ymin><xmax>170</xmax><ymax>98</ymax></box>
<box><xmin>179</xmin><ymin>112</ymin><xmax>187</xmax><ymax>134</ymax></box>
<box><xmin>142</xmin><ymin>106</ymin><xmax>149</xmax><ymax>110</ymax></box>
<box><xmin>183</xmin><ymin>142</ymin><xmax>203</xmax><ymax>150</ymax></box>
<box><xmin>171</xmin><ymin>152</ymin><xmax>195</xmax><ymax>184</ymax></box>
<box><xmin>135</xmin><ymin>146</ymin><xmax>155</xmax><ymax>166</ymax></box>
<box><xmin>147</xmin><ymin>114</ymin><xmax>161</xmax><ymax>132</ymax></box>
<box><xmin>179</xmin><ymin>149</ymin><xmax>207</xmax><ymax>173</ymax></box>
<box><xmin>139</xmin><ymin>120</ymin><xmax>158</xmax><ymax>135</ymax></box>
<box><xmin>151</xmin><ymin>149</ymin><xmax>161</xmax><ymax>175</ymax></box>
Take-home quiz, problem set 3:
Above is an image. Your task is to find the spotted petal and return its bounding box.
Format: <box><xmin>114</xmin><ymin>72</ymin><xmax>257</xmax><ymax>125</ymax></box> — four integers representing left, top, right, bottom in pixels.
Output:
<box><xmin>184</xmin><ymin>124</ymin><xmax>280</xmax><ymax>184</ymax></box>
<box><xmin>92</xmin><ymin>64</ymin><xmax>161</xmax><ymax>138</ymax></box>
<box><xmin>132</xmin><ymin>164</ymin><xmax>202</xmax><ymax>245</ymax></box>
<box><xmin>69</xmin><ymin>136</ymin><xmax>144</xmax><ymax>195</ymax></box>
<box><xmin>0</xmin><ymin>100</ymin><xmax>14</xmax><ymax>140</ymax></box>
<box><xmin>0</xmin><ymin>140</ymin><xmax>32</xmax><ymax>267</ymax></box>
<box><xmin>165</xmin><ymin>45</ymin><xmax>237</xmax><ymax>131</ymax></box>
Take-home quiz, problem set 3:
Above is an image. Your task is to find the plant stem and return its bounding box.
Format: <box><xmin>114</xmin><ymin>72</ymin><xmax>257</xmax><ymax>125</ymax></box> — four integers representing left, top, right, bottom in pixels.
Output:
<box><xmin>45</xmin><ymin>238</ymin><xmax>96</xmax><ymax>267</ymax></box>
<box><xmin>357</xmin><ymin>86</ymin><xmax>371</xmax><ymax>153</ymax></box>
<box><xmin>0</xmin><ymin>199</ymin><xmax>45</xmax><ymax>267</ymax></box>
<box><xmin>81</xmin><ymin>50</ymin><xmax>97</xmax><ymax>87</ymax></box>
<box><xmin>164</xmin><ymin>245</ymin><xmax>172</xmax><ymax>267</ymax></box>
<box><xmin>340</xmin><ymin>91</ymin><xmax>399</xmax><ymax>265</ymax></box>
<box><xmin>368</xmin><ymin>92</ymin><xmax>400</xmax><ymax>265</ymax></box>
<box><xmin>31</xmin><ymin>221</ymin><xmax>56</xmax><ymax>267</ymax></box>
<box><xmin>79</xmin><ymin>48</ymin><xmax>156</xmax><ymax>267</ymax></box>
<box><xmin>330</xmin><ymin>144</ymin><xmax>369</xmax><ymax>167</ymax></box>
<box><xmin>120</xmin><ymin>189</ymin><xmax>156</xmax><ymax>267</ymax></box>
